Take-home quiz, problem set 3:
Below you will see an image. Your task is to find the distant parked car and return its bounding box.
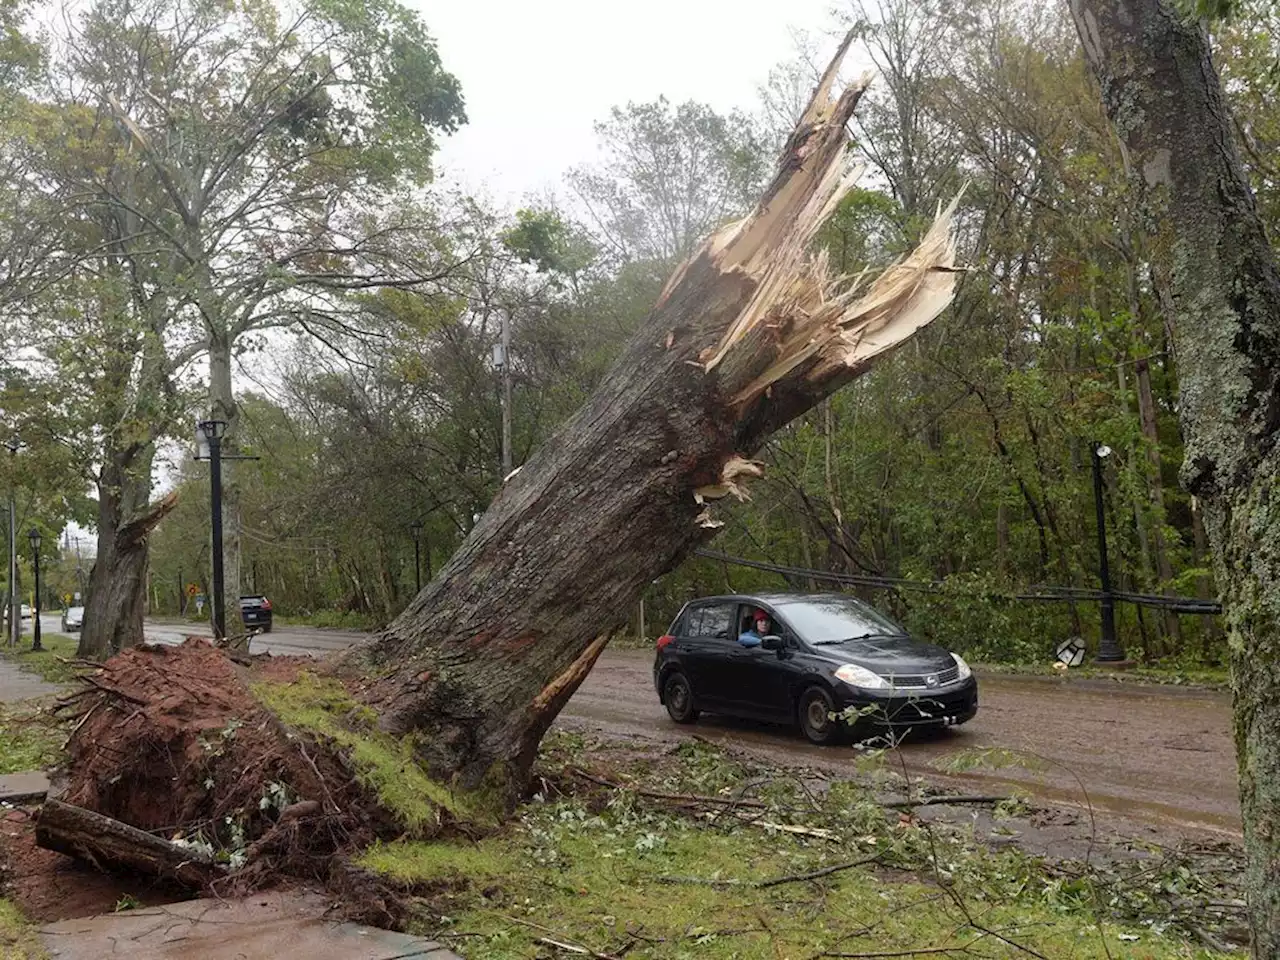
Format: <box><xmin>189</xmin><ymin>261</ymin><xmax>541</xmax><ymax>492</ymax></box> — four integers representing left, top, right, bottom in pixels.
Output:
<box><xmin>61</xmin><ymin>605</ymin><xmax>84</xmax><ymax>632</ymax></box>
<box><xmin>654</xmin><ymin>592</ymin><xmax>978</xmax><ymax>745</ymax></box>
<box><xmin>19</xmin><ymin>604</ymin><xmax>31</xmax><ymax>620</ymax></box>
<box><xmin>239</xmin><ymin>595</ymin><xmax>273</xmax><ymax>632</ymax></box>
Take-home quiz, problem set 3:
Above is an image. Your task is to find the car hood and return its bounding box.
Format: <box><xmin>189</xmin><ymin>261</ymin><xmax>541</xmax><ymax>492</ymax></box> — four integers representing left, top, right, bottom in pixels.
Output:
<box><xmin>816</xmin><ymin>635</ymin><xmax>955</xmax><ymax>675</ymax></box>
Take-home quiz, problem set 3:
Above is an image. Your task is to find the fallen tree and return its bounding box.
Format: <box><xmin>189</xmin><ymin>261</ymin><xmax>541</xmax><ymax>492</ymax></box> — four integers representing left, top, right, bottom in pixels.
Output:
<box><xmin>48</xmin><ymin>34</ymin><xmax>960</xmax><ymax>895</ymax></box>
<box><xmin>345</xmin><ymin>33</ymin><xmax>961</xmax><ymax>800</ymax></box>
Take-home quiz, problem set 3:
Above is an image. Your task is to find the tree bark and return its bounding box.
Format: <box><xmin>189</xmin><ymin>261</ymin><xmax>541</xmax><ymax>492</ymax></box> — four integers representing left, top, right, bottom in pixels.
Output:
<box><xmin>346</xmin><ymin>38</ymin><xmax>960</xmax><ymax>798</ymax></box>
<box><xmin>36</xmin><ymin>798</ymin><xmax>221</xmax><ymax>889</ymax></box>
<box><xmin>1066</xmin><ymin>1</ymin><xmax>1280</xmax><ymax>953</ymax></box>
<box><xmin>78</xmin><ymin>443</ymin><xmax>175</xmax><ymax>658</ymax></box>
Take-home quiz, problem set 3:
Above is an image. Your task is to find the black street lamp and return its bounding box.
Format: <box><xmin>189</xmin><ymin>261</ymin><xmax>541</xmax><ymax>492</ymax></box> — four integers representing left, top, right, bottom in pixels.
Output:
<box><xmin>27</xmin><ymin>527</ymin><xmax>41</xmax><ymax>652</ymax></box>
<box><xmin>1091</xmin><ymin>441</ymin><xmax>1127</xmax><ymax>664</ymax></box>
<box><xmin>410</xmin><ymin>521</ymin><xmax>424</xmax><ymax>594</ymax></box>
<box><xmin>199</xmin><ymin>419</ymin><xmax>228</xmax><ymax>640</ymax></box>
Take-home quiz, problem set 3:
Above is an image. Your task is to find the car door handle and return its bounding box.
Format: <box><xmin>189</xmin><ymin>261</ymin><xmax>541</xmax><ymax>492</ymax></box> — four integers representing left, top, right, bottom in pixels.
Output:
<box><xmin>729</xmin><ymin>651</ymin><xmax>750</xmax><ymax>660</ymax></box>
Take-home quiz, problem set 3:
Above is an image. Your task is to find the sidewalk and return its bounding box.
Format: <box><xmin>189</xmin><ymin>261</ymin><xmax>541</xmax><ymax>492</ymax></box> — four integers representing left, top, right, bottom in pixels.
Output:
<box><xmin>0</xmin><ymin>651</ymin><xmax>65</xmax><ymax>704</ymax></box>
<box><xmin>39</xmin><ymin>890</ymin><xmax>461</xmax><ymax>959</ymax></box>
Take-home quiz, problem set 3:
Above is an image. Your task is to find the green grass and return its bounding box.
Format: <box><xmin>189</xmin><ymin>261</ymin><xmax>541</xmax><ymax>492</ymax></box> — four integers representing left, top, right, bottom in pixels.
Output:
<box><xmin>253</xmin><ymin>672</ymin><xmax>500</xmax><ymax>833</ymax></box>
<box><xmin>276</xmin><ymin>611</ymin><xmax>380</xmax><ymax>631</ymax></box>
<box><xmin>0</xmin><ymin>703</ymin><xmax>64</xmax><ymax>774</ymax></box>
<box><xmin>0</xmin><ymin>633</ymin><xmax>80</xmax><ymax>684</ymax></box>
<box><xmin>0</xmin><ymin>899</ymin><xmax>47</xmax><ymax>959</ymax></box>
<box><xmin>974</xmin><ymin>660</ymin><xmax>1231</xmax><ymax>688</ymax></box>
<box><xmin>360</xmin><ymin>798</ymin><xmax>1231</xmax><ymax>960</ymax></box>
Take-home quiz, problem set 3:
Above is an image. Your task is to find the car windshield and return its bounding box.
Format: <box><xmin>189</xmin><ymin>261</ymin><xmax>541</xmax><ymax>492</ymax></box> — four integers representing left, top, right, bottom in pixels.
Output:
<box><xmin>775</xmin><ymin>597</ymin><xmax>906</xmax><ymax>645</ymax></box>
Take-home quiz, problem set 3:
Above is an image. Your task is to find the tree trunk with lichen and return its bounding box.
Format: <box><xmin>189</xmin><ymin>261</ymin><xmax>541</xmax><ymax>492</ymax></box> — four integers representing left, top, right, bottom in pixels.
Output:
<box><xmin>345</xmin><ymin>35</ymin><xmax>960</xmax><ymax>801</ymax></box>
<box><xmin>1066</xmin><ymin>1</ymin><xmax>1280</xmax><ymax>954</ymax></box>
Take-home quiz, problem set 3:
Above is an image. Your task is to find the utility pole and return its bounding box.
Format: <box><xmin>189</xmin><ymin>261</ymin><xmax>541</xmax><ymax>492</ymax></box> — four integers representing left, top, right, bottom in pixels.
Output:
<box><xmin>28</xmin><ymin>528</ymin><xmax>41</xmax><ymax>652</ymax></box>
<box><xmin>200</xmin><ymin>420</ymin><xmax>228</xmax><ymax>640</ymax></box>
<box><xmin>1091</xmin><ymin>441</ymin><xmax>1127</xmax><ymax>663</ymax></box>
<box><xmin>410</xmin><ymin>521</ymin><xmax>424</xmax><ymax>594</ymax></box>
<box><xmin>500</xmin><ymin>309</ymin><xmax>513</xmax><ymax>478</ymax></box>
<box><xmin>6</xmin><ymin>438</ymin><xmax>18</xmax><ymax>648</ymax></box>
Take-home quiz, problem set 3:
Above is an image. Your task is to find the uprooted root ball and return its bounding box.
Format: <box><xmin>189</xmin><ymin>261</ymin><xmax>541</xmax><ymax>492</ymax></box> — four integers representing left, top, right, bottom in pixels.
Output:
<box><xmin>50</xmin><ymin>640</ymin><xmax>470</xmax><ymax>920</ymax></box>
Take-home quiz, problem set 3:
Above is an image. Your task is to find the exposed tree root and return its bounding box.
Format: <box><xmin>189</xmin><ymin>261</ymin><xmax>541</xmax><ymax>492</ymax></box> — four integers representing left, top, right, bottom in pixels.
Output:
<box><xmin>43</xmin><ymin>640</ymin><xmax>462</xmax><ymax>924</ymax></box>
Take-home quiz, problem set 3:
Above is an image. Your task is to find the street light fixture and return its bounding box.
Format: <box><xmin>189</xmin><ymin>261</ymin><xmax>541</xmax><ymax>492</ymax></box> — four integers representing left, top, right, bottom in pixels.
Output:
<box><xmin>199</xmin><ymin>419</ymin><xmax>228</xmax><ymax>641</ymax></box>
<box><xmin>27</xmin><ymin>527</ymin><xmax>41</xmax><ymax>652</ymax></box>
<box><xmin>410</xmin><ymin>521</ymin><xmax>424</xmax><ymax>594</ymax></box>
<box><xmin>1090</xmin><ymin>441</ymin><xmax>1127</xmax><ymax>664</ymax></box>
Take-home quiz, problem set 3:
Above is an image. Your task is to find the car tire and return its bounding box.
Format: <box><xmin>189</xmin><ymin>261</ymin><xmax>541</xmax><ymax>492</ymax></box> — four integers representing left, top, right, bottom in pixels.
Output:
<box><xmin>798</xmin><ymin>685</ymin><xmax>840</xmax><ymax>745</ymax></box>
<box><xmin>662</xmin><ymin>672</ymin><xmax>699</xmax><ymax>724</ymax></box>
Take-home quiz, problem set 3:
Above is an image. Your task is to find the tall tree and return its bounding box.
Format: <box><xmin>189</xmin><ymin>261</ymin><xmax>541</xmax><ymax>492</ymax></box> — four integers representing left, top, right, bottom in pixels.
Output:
<box><xmin>1066</xmin><ymin>0</ymin><xmax>1280</xmax><ymax>952</ymax></box>
<box><xmin>23</xmin><ymin>0</ymin><xmax>465</xmax><ymax>649</ymax></box>
<box><xmin>53</xmin><ymin>0</ymin><xmax>466</xmax><ymax>642</ymax></box>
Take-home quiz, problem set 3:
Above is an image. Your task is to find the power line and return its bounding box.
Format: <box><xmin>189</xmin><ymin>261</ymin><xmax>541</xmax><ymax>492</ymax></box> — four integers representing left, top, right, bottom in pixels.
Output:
<box><xmin>693</xmin><ymin>549</ymin><xmax>1221</xmax><ymax>615</ymax></box>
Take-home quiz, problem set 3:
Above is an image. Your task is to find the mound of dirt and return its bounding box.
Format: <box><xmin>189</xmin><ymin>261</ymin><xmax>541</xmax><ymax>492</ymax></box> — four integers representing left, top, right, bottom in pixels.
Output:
<box><xmin>52</xmin><ymin>640</ymin><xmax>394</xmax><ymax>901</ymax></box>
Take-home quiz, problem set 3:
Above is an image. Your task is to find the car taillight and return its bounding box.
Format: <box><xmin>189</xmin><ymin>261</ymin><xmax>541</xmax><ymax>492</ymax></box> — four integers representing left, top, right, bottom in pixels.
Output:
<box><xmin>263</xmin><ymin>599</ymin><xmax>272</xmax><ymax>611</ymax></box>
<box><xmin>656</xmin><ymin>634</ymin><xmax>674</xmax><ymax>651</ymax></box>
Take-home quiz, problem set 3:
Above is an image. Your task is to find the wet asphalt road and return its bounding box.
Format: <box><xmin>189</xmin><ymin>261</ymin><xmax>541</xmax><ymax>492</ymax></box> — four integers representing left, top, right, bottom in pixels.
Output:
<box><xmin>137</xmin><ymin>621</ymin><xmax>1240</xmax><ymax>839</ymax></box>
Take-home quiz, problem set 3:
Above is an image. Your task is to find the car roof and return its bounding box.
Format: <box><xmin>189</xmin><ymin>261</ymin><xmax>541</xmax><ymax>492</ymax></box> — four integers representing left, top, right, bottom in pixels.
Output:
<box><xmin>687</xmin><ymin>592</ymin><xmax>861</xmax><ymax>606</ymax></box>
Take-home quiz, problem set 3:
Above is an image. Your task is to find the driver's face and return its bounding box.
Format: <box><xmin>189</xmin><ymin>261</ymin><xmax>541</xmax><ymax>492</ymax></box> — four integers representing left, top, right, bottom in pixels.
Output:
<box><xmin>757</xmin><ymin>619</ymin><xmax>771</xmax><ymax>633</ymax></box>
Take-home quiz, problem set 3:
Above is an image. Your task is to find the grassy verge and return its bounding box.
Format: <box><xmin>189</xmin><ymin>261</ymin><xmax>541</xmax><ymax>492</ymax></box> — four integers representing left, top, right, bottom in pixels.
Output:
<box><xmin>0</xmin><ymin>634</ymin><xmax>80</xmax><ymax>684</ymax></box>
<box><xmin>0</xmin><ymin>702</ymin><xmax>64</xmax><ymax>774</ymax></box>
<box><xmin>276</xmin><ymin>611</ymin><xmax>380</xmax><ymax>631</ymax></box>
<box><xmin>974</xmin><ymin>660</ymin><xmax>1231</xmax><ymax>689</ymax></box>
<box><xmin>360</xmin><ymin>733</ymin><xmax>1241</xmax><ymax>959</ymax></box>
<box><xmin>0</xmin><ymin>899</ymin><xmax>47</xmax><ymax>959</ymax></box>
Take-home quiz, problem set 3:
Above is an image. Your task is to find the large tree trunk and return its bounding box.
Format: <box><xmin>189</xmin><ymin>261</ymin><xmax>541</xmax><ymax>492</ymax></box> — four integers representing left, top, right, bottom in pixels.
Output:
<box><xmin>78</xmin><ymin>446</ymin><xmax>175</xmax><ymax>659</ymax></box>
<box><xmin>347</xmin><ymin>37</ymin><xmax>960</xmax><ymax>797</ymax></box>
<box><xmin>1066</xmin><ymin>1</ymin><xmax>1280</xmax><ymax>953</ymax></box>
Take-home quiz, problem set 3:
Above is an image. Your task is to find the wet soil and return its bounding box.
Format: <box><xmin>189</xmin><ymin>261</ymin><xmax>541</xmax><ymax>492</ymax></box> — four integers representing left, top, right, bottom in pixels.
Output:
<box><xmin>560</xmin><ymin>649</ymin><xmax>1240</xmax><ymax>845</ymax></box>
<box><xmin>0</xmin><ymin>807</ymin><xmax>191</xmax><ymax>921</ymax></box>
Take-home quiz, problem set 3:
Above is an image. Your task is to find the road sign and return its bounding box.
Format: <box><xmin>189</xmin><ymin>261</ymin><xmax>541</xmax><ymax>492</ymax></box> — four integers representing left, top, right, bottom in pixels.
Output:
<box><xmin>186</xmin><ymin>583</ymin><xmax>199</xmax><ymax>597</ymax></box>
<box><xmin>1056</xmin><ymin>636</ymin><xmax>1086</xmax><ymax>668</ymax></box>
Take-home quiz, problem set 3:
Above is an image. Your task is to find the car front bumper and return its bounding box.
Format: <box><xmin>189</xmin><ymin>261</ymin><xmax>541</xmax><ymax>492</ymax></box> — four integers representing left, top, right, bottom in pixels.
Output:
<box><xmin>835</xmin><ymin>677</ymin><xmax>978</xmax><ymax>727</ymax></box>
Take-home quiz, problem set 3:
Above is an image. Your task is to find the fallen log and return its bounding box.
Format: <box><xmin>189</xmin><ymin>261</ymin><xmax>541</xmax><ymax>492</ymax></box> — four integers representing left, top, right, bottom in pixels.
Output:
<box><xmin>35</xmin><ymin>797</ymin><xmax>224</xmax><ymax>888</ymax></box>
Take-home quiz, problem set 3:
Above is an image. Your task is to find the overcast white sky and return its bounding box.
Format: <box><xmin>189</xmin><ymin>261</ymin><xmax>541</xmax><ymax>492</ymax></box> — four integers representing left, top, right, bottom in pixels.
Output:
<box><xmin>415</xmin><ymin>0</ymin><xmax>844</xmax><ymax>202</ymax></box>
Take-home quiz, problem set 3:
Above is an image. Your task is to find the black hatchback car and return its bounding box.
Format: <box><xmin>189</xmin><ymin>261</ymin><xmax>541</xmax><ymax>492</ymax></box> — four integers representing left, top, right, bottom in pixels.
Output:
<box><xmin>238</xmin><ymin>595</ymin><xmax>273</xmax><ymax>632</ymax></box>
<box><xmin>654</xmin><ymin>593</ymin><xmax>977</xmax><ymax>744</ymax></box>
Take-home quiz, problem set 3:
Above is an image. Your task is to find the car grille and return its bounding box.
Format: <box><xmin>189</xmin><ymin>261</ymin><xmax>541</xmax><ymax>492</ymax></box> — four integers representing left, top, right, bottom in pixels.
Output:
<box><xmin>881</xmin><ymin>664</ymin><xmax>960</xmax><ymax>689</ymax></box>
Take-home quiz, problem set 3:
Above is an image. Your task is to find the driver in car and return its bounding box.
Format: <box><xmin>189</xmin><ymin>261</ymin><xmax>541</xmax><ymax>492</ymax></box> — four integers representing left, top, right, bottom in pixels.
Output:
<box><xmin>738</xmin><ymin>610</ymin><xmax>771</xmax><ymax>647</ymax></box>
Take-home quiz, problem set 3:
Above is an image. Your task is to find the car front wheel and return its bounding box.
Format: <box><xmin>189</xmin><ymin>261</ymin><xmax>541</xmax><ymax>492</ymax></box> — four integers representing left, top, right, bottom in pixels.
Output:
<box><xmin>798</xmin><ymin>686</ymin><xmax>840</xmax><ymax>745</ymax></box>
<box><xmin>663</xmin><ymin>672</ymin><xmax>699</xmax><ymax>724</ymax></box>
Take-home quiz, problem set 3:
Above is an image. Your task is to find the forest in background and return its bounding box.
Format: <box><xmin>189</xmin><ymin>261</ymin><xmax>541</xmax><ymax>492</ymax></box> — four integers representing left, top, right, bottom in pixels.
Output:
<box><xmin>7</xmin><ymin>0</ymin><xmax>1279</xmax><ymax>664</ymax></box>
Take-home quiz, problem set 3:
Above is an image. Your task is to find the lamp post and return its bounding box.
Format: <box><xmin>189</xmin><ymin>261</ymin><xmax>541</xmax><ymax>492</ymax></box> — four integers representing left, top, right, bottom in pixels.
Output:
<box><xmin>410</xmin><ymin>521</ymin><xmax>424</xmax><ymax>594</ymax></box>
<box><xmin>27</xmin><ymin>528</ymin><xmax>41</xmax><ymax>652</ymax></box>
<box><xmin>6</xmin><ymin>438</ymin><xmax>17</xmax><ymax>648</ymax></box>
<box><xmin>199</xmin><ymin>419</ymin><xmax>228</xmax><ymax>641</ymax></box>
<box><xmin>1091</xmin><ymin>441</ymin><xmax>1126</xmax><ymax>663</ymax></box>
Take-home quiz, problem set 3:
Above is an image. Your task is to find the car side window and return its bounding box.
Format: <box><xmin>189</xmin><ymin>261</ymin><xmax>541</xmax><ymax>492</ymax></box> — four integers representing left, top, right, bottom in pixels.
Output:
<box><xmin>691</xmin><ymin>602</ymin><xmax>734</xmax><ymax>641</ymax></box>
<box><xmin>680</xmin><ymin>608</ymin><xmax>702</xmax><ymax>637</ymax></box>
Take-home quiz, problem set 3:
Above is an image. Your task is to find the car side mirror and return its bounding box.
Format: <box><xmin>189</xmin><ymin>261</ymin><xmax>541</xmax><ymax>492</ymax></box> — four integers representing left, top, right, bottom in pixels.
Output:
<box><xmin>761</xmin><ymin>634</ymin><xmax>784</xmax><ymax>651</ymax></box>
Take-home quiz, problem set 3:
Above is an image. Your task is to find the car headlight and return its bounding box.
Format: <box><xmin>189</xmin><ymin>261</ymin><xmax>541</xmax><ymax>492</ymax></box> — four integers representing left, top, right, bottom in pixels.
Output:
<box><xmin>951</xmin><ymin>653</ymin><xmax>972</xmax><ymax>681</ymax></box>
<box><xmin>835</xmin><ymin>663</ymin><xmax>891</xmax><ymax>690</ymax></box>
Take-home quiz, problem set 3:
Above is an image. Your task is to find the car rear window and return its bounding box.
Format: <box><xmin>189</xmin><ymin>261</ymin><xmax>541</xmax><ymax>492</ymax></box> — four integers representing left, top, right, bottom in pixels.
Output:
<box><xmin>688</xmin><ymin>602</ymin><xmax>734</xmax><ymax>640</ymax></box>
<box><xmin>775</xmin><ymin>597</ymin><xmax>906</xmax><ymax>644</ymax></box>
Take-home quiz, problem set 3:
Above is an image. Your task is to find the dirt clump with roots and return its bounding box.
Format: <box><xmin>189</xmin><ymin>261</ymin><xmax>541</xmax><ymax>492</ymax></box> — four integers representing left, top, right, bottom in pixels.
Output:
<box><xmin>48</xmin><ymin>639</ymin><xmax>464</xmax><ymax>926</ymax></box>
